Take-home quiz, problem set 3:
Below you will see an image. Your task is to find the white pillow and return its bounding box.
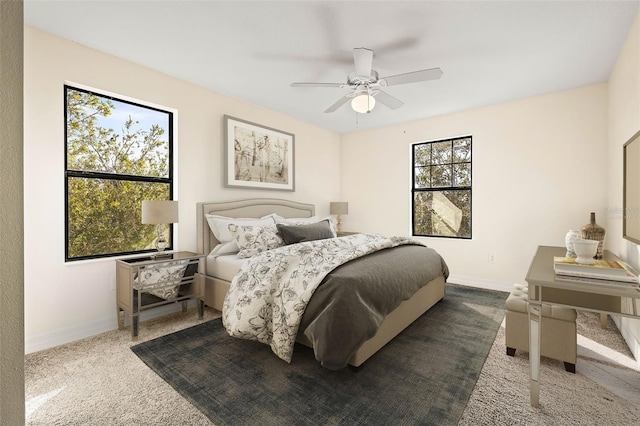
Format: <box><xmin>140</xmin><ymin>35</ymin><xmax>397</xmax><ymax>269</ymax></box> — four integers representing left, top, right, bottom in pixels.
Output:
<box><xmin>209</xmin><ymin>242</ymin><xmax>240</xmax><ymax>257</ymax></box>
<box><xmin>228</xmin><ymin>223</ymin><xmax>284</xmax><ymax>258</ymax></box>
<box><xmin>272</xmin><ymin>215</ymin><xmax>319</xmax><ymax>225</ymax></box>
<box><xmin>205</xmin><ymin>214</ymin><xmax>277</xmax><ymax>256</ymax></box>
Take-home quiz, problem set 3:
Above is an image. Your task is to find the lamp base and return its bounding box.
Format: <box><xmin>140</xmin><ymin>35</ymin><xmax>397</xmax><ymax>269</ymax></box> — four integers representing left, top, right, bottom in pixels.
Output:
<box><xmin>154</xmin><ymin>224</ymin><xmax>168</xmax><ymax>255</ymax></box>
<box><xmin>336</xmin><ymin>215</ymin><xmax>343</xmax><ymax>233</ymax></box>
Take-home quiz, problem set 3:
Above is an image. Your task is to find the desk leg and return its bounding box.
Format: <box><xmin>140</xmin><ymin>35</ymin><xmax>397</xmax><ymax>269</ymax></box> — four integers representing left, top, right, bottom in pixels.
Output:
<box><xmin>529</xmin><ymin>303</ymin><xmax>541</xmax><ymax>407</ymax></box>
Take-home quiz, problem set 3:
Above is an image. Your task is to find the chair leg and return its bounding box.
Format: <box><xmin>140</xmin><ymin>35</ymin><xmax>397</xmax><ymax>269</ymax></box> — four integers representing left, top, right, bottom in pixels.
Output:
<box><xmin>506</xmin><ymin>347</ymin><xmax>516</xmax><ymax>357</ymax></box>
<box><xmin>564</xmin><ymin>362</ymin><xmax>576</xmax><ymax>373</ymax></box>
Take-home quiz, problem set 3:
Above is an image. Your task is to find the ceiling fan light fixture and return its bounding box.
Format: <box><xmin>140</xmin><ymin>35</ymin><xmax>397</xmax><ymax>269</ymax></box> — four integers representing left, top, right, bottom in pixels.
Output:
<box><xmin>351</xmin><ymin>94</ymin><xmax>376</xmax><ymax>114</ymax></box>
<box><xmin>291</xmin><ymin>47</ymin><xmax>442</xmax><ymax>115</ymax></box>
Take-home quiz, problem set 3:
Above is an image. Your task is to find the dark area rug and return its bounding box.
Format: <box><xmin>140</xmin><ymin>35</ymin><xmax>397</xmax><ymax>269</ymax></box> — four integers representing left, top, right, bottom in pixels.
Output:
<box><xmin>132</xmin><ymin>284</ymin><xmax>507</xmax><ymax>425</ymax></box>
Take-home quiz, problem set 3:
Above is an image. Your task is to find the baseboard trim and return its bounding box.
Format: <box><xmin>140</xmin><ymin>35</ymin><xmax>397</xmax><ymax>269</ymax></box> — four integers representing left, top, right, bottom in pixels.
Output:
<box><xmin>26</xmin><ymin>301</ymin><xmax>197</xmax><ymax>354</ymax></box>
<box><xmin>447</xmin><ymin>274</ymin><xmax>514</xmax><ymax>293</ymax></box>
<box><xmin>26</xmin><ymin>276</ymin><xmax>510</xmax><ymax>354</ymax></box>
<box><xmin>26</xmin><ymin>315</ymin><xmax>115</xmax><ymax>355</ymax></box>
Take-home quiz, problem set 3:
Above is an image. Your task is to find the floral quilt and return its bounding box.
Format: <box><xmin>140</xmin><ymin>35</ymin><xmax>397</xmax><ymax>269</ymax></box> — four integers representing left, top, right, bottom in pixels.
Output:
<box><xmin>222</xmin><ymin>233</ymin><xmax>423</xmax><ymax>363</ymax></box>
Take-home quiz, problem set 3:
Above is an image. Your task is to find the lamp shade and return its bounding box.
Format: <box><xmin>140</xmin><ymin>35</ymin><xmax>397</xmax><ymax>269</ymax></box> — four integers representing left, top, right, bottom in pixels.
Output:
<box><xmin>351</xmin><ymin>94</ymin><xmax>375</xmax><ymax>114</ymax></box>
<box><xmin>141</xmin><ymin>200</ymin><xmax>179</xmax><ymax>224</ymax></box>
<box><xmin>330</xmin><ymin>202</ymin><xmax>348</xmax><ymax>215</ymax></box>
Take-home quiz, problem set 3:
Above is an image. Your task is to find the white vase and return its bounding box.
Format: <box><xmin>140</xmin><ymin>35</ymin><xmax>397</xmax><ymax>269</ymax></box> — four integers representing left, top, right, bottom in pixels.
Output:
<box><xmin>565</xmin><ymin>229</ymin><xmax>580</xmax><ymax>258</ymax></box>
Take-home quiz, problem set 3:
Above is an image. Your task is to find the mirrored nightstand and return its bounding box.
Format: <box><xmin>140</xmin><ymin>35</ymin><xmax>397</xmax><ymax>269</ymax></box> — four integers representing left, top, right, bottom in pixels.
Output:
<box><xmin>116</xmin><ymin>251</ymin><xmax>205</xmax><ymax>340</ymax></box>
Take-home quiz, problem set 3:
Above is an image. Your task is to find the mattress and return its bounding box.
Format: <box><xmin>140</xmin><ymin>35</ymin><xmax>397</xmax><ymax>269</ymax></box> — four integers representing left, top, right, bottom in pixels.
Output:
<box><xmin>206</xmin><ymin>254</ymin><xmax>246</xmax><ymax>282</ymax></box>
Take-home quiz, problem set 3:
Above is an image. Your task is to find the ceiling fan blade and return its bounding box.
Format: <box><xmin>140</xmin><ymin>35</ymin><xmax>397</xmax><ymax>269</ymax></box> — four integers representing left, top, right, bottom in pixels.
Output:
<box><xmin>373</xmin><ymin>89</ymin><xmax>404</xmax><ymax>110</ymax></box>
<box><xmin>353</xmin><ymin>47</ymin><xmax>373</xmax><ymax>77</ymax></box>
<box><xmin>290</xmin><ymin>82</ymin><xmax>345</xmax><ymax>88</ymax></box>
<box><xmin>380</xmin><ymin>67</ymin><xmax>443</xmax><ymax>86</ymax></box>
<box><xmin>324</xmin><ymin>94</ymin><xmax>352</xmax><ymax>113</ymax></box>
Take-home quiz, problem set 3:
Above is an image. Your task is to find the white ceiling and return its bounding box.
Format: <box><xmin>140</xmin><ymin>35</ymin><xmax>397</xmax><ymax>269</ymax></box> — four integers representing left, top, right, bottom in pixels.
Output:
<box><xmin>24</xmin><ymin>0</ymin><xmax>639</xmax><ymax>134</ymax></box>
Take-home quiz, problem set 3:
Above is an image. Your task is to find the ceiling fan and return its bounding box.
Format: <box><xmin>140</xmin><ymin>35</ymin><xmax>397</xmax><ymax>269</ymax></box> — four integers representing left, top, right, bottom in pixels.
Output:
<box><xmin>290</xmin><ymin>47</ymin><xmax>443</xmax><ymax>114</ymax></box>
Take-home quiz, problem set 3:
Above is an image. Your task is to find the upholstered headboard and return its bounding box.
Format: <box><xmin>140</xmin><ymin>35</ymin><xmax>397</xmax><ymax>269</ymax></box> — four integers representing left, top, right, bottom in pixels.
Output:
<box><xmin>196</xmin><ymin>198</ymin><xmax>315</xmax><ymax>257</ymax></box>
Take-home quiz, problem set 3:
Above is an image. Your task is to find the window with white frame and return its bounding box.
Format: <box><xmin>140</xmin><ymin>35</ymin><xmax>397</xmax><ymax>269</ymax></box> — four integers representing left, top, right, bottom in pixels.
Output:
<box><xmin>412</xmin><ymin>136</ymin><xmax>472</xmax><ymax>238</ymax></box>
<box><xmin>65</xmin><ymin>85</ymin><xmax>174</xmax><ymax>261</ymax></box>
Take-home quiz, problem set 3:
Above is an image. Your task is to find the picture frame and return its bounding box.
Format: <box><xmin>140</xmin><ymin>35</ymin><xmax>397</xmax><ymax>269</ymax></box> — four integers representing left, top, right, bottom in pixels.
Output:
<box><xmin>224</xmin><ymin>115</ymin><xmax>295</xmax><ymax>191</ymax></box>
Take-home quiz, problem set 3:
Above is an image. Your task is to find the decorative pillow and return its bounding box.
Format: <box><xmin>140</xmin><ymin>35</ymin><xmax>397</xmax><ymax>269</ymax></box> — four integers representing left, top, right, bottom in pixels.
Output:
<box><xmin>273</xmin><ymin>215</ymin><xmax>338</xmax><ymax>236</ymax></box>
<box><xmin>276</xmin><ymin>219</ymin><xmax>336</xmax><ymax>245</ymax></box>
<box><xmin>205</xmin><ymin>214</ymin><xmax>277</xmax><ymax>256</ymax></box>
<box><xmin>228</xmin><ymin>224</ymin><xmax>284</xmax><ymax>258</ymax></box>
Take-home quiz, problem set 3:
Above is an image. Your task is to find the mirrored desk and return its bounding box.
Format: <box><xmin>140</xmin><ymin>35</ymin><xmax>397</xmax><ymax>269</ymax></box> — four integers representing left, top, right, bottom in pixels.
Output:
<box><xmin>525</xmin><ymin>245</ymin><xmax>640</xmax><ymax>406</ymax></box>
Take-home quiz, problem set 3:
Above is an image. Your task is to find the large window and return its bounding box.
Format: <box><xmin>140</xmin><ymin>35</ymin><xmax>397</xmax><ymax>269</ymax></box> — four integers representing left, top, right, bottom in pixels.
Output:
<box><xmin>65</xmin><ymin>85</ymin><xmax>174</xmax><ymax>261</ymax></box>
<box><xmin>412</xmin><ymin>136</ymin><xmax>472</xmax><ymax>239</ymax></box>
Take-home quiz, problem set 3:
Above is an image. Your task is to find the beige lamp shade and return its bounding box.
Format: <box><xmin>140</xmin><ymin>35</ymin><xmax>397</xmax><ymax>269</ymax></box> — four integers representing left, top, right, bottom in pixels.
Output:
<box><xmin>330</xmin><ymin>202</ymin><xmax>348</xmax><ymax>215</ymax></box>
<box><xmin>141</xmin><ymin>200</ymin><xmax>179</xmax><ymax>224</ymax></box>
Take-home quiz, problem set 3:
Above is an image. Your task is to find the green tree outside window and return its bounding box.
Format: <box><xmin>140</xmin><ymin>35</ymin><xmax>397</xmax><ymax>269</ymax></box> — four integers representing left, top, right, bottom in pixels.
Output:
<box><xmin>412</xmin><ymin>136</ymin><xmax>472</xmax><ymax>238</ymax></box>
<box><xmin>65</xmin><ymin>86</ymin><xmax>174</xmax><ymax>260</ymax></box>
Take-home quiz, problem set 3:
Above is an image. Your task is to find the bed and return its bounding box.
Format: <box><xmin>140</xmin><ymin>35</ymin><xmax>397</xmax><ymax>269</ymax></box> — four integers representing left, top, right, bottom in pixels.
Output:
<box><xmin>196</xmin><ymin>198</ymin><xmax>448</xmax><ymax>369</ymax></box>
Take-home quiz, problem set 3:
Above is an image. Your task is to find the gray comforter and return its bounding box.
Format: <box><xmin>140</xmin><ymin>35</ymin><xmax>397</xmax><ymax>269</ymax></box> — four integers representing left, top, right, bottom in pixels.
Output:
<box><xmin>223</xmin><ymin>234</ymin><xmax>449</xmax><ymax>370</ymax></box>
<box><xmin>300</xmin><ymin>244</ymin><xmax>449</xmax><ymax>370</ymax></box>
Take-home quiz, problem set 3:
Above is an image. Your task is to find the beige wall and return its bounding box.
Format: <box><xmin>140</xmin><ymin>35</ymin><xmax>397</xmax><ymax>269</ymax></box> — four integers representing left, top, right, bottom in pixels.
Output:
<box><xmin>340</xmin><ymin>84</ymin><xmax>607</xmax><ymax>291</ymax></box>
<box><xmin>0</xmin><ymin>0</ymin><xmax>25</xmax><ymax>423</ymax></box>
<box><xmin>606</xmin><ymin>10</ymin><xmax>640</xmax><ymax>361</ymax></box>
<box><xmin>23</xmin><ymin>26</ymin><xmax>341</xmax><ymax>352</ymax></box>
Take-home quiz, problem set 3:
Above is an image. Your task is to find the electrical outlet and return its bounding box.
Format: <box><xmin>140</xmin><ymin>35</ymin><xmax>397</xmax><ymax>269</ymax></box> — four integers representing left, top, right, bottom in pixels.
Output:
<box><xmin>488</xmin><ymin>253</ymin><xmax>496</xmax><ymax>264</ymax></box>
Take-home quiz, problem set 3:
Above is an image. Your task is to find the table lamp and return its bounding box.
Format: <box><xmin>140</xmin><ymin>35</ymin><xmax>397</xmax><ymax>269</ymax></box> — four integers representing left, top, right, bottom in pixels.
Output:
<box><xmin>330</xmin><ymin>201</ymin><xmax>348</xmax><ymax>233</ymax></box>
<box><xmin>141</xmin><ymin>200</ymin><xmax>179</xmax><ymax>256</ymax></box>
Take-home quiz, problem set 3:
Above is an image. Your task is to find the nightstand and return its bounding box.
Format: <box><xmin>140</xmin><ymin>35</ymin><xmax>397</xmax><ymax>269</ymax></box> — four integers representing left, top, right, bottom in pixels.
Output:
<box><xmin>337</xmin><ymin>231</ymin><xmax>358</xmax><ymax>236</ymax></box>
<box><xmin>116</xmin><ymin>251</ymin><xmax>205</xmax><ymax>340</ymax></box>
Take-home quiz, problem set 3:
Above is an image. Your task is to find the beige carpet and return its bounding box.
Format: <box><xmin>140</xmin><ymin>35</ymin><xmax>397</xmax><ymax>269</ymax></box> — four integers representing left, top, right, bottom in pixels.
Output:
<box><xmin>26</xmin><ymin>308</ymin><xmax>640</xmax><ymax>425</ymax></box>
<box><xmin>459</xmin><ymin>311</ymin><xmax>640</xmax><ymax>425</ymax></box>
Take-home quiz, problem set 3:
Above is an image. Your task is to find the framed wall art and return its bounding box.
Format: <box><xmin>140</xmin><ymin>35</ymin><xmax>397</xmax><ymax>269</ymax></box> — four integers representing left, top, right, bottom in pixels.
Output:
<box><xmin>224</xmin><ymin>115</ymin><xmax>295</xmax><ymax>191</ymax></box>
